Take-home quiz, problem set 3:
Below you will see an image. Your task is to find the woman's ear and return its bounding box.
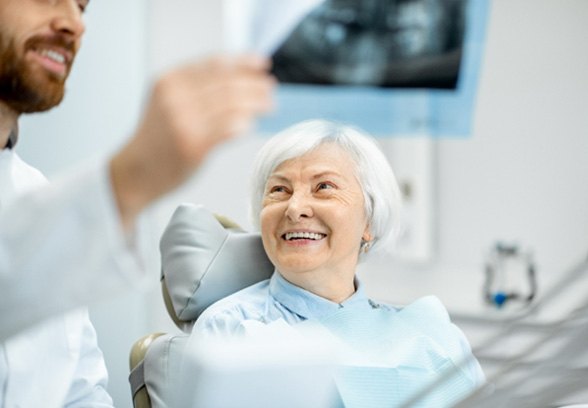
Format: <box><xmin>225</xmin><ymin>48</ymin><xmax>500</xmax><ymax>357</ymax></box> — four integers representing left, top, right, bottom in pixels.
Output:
<box><xmin>360</xmin><ymin>232</ymin><xmax>373</xmax><ymax>254</ymax></box>
<box><xmin>362</xmin><ymin>228</ymin><xmax>373</xmax><ymax>243</ymax></box>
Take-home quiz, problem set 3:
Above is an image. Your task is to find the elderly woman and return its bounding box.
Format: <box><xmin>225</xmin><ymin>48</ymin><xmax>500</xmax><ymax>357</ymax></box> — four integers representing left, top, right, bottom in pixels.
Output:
<box><xmin>192</xmin><ymin>119</ymin><xmax>484</xmax><ymax>406</ymax></box>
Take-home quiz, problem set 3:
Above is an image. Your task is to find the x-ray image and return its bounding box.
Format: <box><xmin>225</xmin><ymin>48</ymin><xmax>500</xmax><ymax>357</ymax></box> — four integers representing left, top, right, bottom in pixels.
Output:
<box><xmin>271</xmin><ymin>0</ymin><xmax>466</xmax><ymax>89</ymax></box>
<box><xmin>224</xmin><ymin>0</ymin><xmax>489</xmax><ymax>136</ymax></box>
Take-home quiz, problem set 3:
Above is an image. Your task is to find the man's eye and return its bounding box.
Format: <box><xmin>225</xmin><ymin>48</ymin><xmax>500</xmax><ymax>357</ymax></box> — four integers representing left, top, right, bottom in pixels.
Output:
<box><xmin>77</xmin><ymin>0</ymin><xmax>89</xmax><ymax>12</ymax></box>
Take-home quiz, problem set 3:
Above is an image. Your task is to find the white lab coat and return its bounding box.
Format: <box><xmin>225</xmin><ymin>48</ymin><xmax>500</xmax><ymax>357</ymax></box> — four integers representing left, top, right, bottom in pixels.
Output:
<box><xmin>0</xmin><ymin>148</ymin><xmax>144</xmax><ymax>407</ymax></box>
<box><xmin>0</xmin><ymin>149</ymin><xmax>145</xmax><ymax>340</ymax></box>
<box><xmin>0</xmin><ymin>310</ymin><xmax>112</xmax><ymax>407</ymax></box>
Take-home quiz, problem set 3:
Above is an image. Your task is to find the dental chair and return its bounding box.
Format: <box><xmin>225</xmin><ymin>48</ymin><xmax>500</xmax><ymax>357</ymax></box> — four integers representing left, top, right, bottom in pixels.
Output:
<box><xmin>128</xmin><ymin>203</ymin><xmax>274</xmax><ymax>408</ymax></box>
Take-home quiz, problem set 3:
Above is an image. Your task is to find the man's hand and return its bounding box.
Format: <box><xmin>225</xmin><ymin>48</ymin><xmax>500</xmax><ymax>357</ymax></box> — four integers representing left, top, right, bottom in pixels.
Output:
<box><xmin>110</xmin><ymin>55</ymin><xmax>275</xmax><ymax>229</ymax></box>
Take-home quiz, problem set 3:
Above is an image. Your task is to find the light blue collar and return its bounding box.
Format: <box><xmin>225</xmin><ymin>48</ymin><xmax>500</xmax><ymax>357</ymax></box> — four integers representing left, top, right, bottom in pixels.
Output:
<box><xmin>268</xmin><ymin>272</ymin><xmax>373</xmax><ymax>320</ymax></box>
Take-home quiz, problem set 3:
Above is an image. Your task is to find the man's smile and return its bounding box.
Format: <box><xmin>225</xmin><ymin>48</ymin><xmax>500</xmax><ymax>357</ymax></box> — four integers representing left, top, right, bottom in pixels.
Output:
<box><xmin>26</xmin><ymin>37</ymin><xmax>75</xmax><ymax>79</ymax></box>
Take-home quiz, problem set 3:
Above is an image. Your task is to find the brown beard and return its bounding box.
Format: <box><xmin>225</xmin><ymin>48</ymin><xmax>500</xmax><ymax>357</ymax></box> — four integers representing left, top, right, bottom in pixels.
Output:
<box><xmin>0</xmin><ymin>32</ymin><xmax>75</xmax><ymax>113</ymax></box>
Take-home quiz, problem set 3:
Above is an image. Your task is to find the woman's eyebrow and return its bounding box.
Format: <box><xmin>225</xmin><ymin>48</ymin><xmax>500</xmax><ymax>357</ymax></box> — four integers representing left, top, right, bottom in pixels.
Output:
<box><xmin>267</xmin><ymin>173</ymin><xmax>289</xmax><ymax>181</ymax></box>
<box><xmin>311</xmin><ymin>171</ymin><xmax>344</xmax><ymax>180</ymax></box>
<box><xmin>268</xmin><ymin>170</ymin><xmax>344</xmax><ymax>182</ymax></box>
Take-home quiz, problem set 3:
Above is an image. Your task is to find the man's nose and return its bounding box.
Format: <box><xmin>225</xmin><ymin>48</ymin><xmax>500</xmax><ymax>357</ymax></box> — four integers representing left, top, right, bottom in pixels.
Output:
<box><xmin>285</xmin><ymin>192</ymin><xmax>314</xmax><ymax>222</ymax></box>
<box><xmin>50</xmin><ymin>0</ymin><xmax>86</xmax><ymax>40</ymax></box>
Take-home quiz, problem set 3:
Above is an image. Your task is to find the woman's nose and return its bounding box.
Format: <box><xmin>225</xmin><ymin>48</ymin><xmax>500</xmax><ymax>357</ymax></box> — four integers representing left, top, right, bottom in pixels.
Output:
<box><xmin>50</xmin><ymin>0</ymin><xmax>86</xmax><ymax>40</ymax></box>
<box><xmin>285</xmin><ymin>192</ymin><xmax>313</xmax><ymax>222</ymax></box>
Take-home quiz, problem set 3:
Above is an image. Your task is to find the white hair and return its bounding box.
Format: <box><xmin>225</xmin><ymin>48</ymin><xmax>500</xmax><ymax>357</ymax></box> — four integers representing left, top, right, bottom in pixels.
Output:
<box><xmin>249</xmin><ymin>119</ymin><xmax>403</xmax><ymax>255</ymax></box>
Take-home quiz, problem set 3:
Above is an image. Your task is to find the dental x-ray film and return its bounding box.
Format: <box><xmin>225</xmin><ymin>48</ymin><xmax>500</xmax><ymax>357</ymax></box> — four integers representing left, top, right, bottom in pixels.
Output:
<box><xmin>224</xmin><ymin>0</ymin><xmax>489</xmax><ymax>136</ymax></box>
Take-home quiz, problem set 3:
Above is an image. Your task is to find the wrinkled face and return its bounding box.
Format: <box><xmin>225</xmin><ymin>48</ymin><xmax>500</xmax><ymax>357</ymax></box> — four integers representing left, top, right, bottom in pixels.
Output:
<box><xmin>0</xmin><ymin>0</ymin><xmax>88</xmax><ymax>113</ymax></box>
<box><xmin>260</xmin><ymin>143</ymin><xmax>370</xmax><ymax>287</ymax></box>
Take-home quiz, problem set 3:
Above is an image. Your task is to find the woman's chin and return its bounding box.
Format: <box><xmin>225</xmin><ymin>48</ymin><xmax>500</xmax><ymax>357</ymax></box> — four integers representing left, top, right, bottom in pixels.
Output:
<box><xmin>277</xmin><ymin>263</ymin><xmax>322</xmax><ymax>279</ymax></box>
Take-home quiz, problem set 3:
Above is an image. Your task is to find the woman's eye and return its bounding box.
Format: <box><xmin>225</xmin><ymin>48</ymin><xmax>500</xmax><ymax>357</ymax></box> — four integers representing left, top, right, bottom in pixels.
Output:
<box><xmin>317</xmin><ymin>182</ymin><xmax>334</xmax><ymax>191</ymax></box>
<box><xmin>269</xmin><ymin>185</ymin><xmax>288</xmax><ymax>194</ymax></box>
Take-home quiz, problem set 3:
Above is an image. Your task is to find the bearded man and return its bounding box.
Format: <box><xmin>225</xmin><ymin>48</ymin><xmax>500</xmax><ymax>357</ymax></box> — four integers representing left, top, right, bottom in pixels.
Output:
<box><xmin>0</xmin><ymin>0</ymin><xmax>274</xmax><ymax>406</ymax></box>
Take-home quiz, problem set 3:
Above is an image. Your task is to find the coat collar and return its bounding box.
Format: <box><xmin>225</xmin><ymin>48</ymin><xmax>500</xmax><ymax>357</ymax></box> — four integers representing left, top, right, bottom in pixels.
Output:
<box><xmin>3</xmin><ymin>126</ymin><xmax>18</xmax><ymax>150</ymax></box>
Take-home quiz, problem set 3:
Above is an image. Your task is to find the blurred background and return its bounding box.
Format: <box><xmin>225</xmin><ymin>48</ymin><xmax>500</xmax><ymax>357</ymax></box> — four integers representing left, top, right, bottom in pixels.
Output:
<box><xmin>17</xmin><ymin>0</ymin><xmax>588</xmax><ymax>406</ymax></box>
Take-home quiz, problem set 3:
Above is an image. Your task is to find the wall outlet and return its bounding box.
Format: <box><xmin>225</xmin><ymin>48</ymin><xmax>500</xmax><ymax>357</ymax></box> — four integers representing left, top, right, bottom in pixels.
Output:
<box><xmin>380</xmin><ymin>137</ymin><xmax>435</xmax><ymax>263</ymax></box>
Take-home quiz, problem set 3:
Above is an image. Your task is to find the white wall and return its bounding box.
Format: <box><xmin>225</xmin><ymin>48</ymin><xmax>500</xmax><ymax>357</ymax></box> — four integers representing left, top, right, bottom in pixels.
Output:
<box><xmin>362</xmin><ymin>0</ymin><xmax>588</xmax><ymax>316</ymax></box>
<box><xmin>14</xmin><ymin>0</ymin><xmax>588</xmax><ymax>406</ymax></box>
